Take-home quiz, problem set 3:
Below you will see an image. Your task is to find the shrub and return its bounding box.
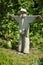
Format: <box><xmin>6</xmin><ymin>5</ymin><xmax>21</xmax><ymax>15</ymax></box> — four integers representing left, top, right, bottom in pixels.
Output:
<box><xmin>32</xmin><ymin>60</ymin><xmax>41</xmax><ymax>65</ymax></box>
<box><xmin>5</xmin><ymin>41</ymin><xmax>12</xmax><ymax>49</ymax></box>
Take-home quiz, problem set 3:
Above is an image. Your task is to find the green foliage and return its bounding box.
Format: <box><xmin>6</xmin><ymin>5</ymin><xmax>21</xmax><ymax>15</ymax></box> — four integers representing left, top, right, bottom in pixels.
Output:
<box><xmin>5</xmin><ymin>41</ymin><xmax>12</xmax><ymax>49</ymax></box>
<box><xmin>32</xmin><ymin>58</ymin><xmax>43</xmax><ymax>65</ymax></box>
<box><xmin>30</xmin><ymin>19</ymin><xmax>43</xmax><ymax>49</ymax></box>
<box><xmin>0</xmin><ymin>0</ymin><xmax>43</xmax><ymax>49</ymax></box>
<box><xmin>32</xmin><ymin>60</ymin><xmax>40</xmax><ymax>65</ymax></box>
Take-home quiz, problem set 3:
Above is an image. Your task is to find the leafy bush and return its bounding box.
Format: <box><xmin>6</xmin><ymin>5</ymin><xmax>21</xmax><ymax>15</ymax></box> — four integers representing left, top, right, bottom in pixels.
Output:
<box><xmin>32</xmin><ymin>58</ymin><xmax>43</xmax><ymax>65</ymax></box>
<box><xmin>32</xmin><ymin>60</ymin><xmax>41</xmax><ymax>65</ymax></box>
<box><xmin>0</xmin><ymin>0</ymin><xmax>43</xmax><ymax>49</ymax></box>
<box><xmin>30</xmin><ymin>19</ymin><xmax>43</xmax><ymax>49</ymax></box>
<box><xmin>5</xmin><ymin>41</ymin><xmax>12</xmax><ymax>49</ymax></box>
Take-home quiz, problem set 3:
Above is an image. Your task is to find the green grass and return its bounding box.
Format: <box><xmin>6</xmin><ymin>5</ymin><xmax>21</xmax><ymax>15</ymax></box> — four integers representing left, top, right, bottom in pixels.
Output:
<box><xmin>0</xmin><ymin>48</ymin><xmax>43</xmax><ymax>65</ymax></box>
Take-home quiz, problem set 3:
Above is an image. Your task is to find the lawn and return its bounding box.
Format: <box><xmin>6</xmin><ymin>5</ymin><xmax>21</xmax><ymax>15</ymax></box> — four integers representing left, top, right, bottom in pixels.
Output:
<box><xmin>0</xmin><ymin>48</ymin><xmax>43</xmax><ymax>65</ymax></box>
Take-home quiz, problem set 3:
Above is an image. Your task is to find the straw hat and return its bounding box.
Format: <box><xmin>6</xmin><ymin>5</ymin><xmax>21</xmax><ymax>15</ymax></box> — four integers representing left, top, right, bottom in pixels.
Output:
<box><xmin>20</xmin><ymin>8</ymin><xmax>27</xmax><ymax>13</ymax></box>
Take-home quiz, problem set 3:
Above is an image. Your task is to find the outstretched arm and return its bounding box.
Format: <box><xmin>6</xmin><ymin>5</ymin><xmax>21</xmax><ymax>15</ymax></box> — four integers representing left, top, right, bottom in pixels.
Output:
<box><xmin>35</xmin><ymin>15</ymin><xmax>43</xmax><ymax>20</ymax></box>
<box><xmin>10</xmin><ymin>14</ymin><xmax>20</xmax><ymax>23</ymax></box>
<box><xmin>26</xmin><ymin>15</ymin><xmax>43</xmax><ymax>23</ymax></box>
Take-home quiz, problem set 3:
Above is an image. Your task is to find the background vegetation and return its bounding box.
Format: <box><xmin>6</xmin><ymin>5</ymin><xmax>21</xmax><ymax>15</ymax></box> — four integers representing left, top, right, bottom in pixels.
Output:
<box><xmin>0</xmin><ymin>0</ymin><xmax>43</xmax><ymax>49</ymax></box>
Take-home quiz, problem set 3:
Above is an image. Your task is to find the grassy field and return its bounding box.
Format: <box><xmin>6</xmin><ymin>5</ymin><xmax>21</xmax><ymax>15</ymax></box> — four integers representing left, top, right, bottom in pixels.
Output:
<box><xmin>0</xmin><ymin>48</ymin><xmax>43</xmax><ymax>65</ymax></box>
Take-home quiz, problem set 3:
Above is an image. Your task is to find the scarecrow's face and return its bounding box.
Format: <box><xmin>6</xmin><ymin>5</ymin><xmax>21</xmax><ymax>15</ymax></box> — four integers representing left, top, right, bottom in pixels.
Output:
<box><xmin>20</xmin><ymin>11</ymin><xmax>27</xmax><ymax>18</ymax></box>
